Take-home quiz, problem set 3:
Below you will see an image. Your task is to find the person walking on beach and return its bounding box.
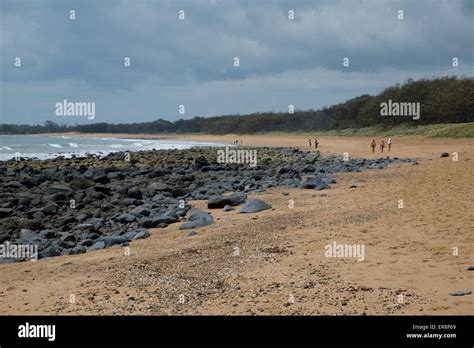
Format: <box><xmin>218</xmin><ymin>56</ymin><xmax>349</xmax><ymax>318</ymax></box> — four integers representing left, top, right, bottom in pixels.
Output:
<box><xmin>380</xmin><ymin>140</ymin><xmax>385</xmax><ymax>153</ymax></box>
<box><xmin>309</xmin><ymin>138</ymin><xmax>312</xmax><ymax>148</ymax></box>
<box><xmin>387</xmin><ymin>138</ymin><xmax>392</xmax><ymax>152</ymax></box>
<box><xmin>370</xmin><ymin>139</ymin><xmax>376</xmax><ymax>154</ymax></box>
<box><xmin>314</xmin><ymin>138</ymin><xmax>319</xmax><ymax>149</ymax></box>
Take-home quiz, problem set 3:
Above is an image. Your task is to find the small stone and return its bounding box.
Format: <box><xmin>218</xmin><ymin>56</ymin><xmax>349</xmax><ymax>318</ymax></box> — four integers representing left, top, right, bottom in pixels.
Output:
<box><xmin>223</xmin><ymin>205</ymin><xmax>234</xmax><ymax>212</ymax></box>
<box><xmin>340</xmin><ymin>298</ymin><xmax>349</xmax><ymax>306</ymax></box>
<box><xmin>448</xmin><ymin>289</ymin><xmax>472</xmax><ymax>296</ymax></box>
<box><xmin>188</xmin><ymin>230</ymin><xmax>198</xmax><ymax>237</ymax></box>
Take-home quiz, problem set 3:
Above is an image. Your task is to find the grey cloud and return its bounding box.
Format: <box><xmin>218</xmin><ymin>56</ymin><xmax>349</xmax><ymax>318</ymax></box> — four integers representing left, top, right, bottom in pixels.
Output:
<box><xmin>0</xmin><ymin>0</ymin><xmax>472</xmax><ymax>124</ymax></box>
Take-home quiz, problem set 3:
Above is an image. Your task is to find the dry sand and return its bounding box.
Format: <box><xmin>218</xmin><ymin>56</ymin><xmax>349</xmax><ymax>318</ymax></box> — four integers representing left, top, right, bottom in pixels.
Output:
<box><xmin>1</xmin><ymin>134</ymin><xmax>473</xmax><ymax>315</ymax></box>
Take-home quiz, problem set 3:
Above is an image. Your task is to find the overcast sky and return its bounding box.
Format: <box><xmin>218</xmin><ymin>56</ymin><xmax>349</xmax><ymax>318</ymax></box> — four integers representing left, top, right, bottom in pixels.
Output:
<box><xmin>1</xmin><ymin>0</ymin><xmax>473</xmax><ymax>125</ymax></box>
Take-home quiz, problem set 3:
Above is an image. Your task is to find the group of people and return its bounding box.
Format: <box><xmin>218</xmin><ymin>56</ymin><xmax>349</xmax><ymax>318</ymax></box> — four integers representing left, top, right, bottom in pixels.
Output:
<box><xmin>308</xmin><ymin>138</ymin><xmax>319</xmax><ymax>149</ymax></box>
<box><xmin>234</xmin><ymin>137</ymin><xmax>392</xmax><ymax>154</ymax></box>
<box><xmin>370</xmin><ymin>138</ymin><xmax>392</xmax><ymax>153</ymax></box>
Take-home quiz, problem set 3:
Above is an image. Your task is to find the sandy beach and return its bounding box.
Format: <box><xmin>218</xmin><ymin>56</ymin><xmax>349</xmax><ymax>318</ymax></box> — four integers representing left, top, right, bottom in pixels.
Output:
<box><xmin>0</xmin><ymin>134</ymin><xmax>472</xmax><ymax>315</ymax></box>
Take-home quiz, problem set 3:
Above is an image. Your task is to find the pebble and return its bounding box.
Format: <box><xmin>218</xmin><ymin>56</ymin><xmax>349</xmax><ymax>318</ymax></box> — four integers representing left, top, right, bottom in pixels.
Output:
<box><xmin>448</xmin><ymin>289</ymin><xmax>472</xmax><ymax>296</ymax></box>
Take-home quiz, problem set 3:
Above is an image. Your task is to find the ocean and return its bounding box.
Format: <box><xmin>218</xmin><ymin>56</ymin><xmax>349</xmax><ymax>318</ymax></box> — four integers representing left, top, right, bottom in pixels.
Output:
<box><xmin>0</xmin><ymin>135</ymin><xmax>224</xmax><ymax>161</ymax></box>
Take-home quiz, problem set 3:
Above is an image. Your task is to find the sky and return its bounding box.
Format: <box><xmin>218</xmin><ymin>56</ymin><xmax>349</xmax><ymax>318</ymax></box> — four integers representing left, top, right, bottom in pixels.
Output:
<box><xmin>0</xmin><ymin>0</ymin><xmax>473</xmax><ymax>125</ymax></box>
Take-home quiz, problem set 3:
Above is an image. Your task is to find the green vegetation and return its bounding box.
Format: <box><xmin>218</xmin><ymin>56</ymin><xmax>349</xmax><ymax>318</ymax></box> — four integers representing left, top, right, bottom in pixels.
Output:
<box><xmin>1</xmin><ymin>76</ymin><xmax>473</xmax><ymax>137</ymax></box>
<box><xmin>310</xmin><ymin>122</ymin><xmax>474</xmax><ymax>138</ymax></box>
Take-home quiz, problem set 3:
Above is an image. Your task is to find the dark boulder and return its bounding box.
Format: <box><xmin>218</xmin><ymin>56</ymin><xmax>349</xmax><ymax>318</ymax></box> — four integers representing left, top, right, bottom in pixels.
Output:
<box><xmin>0</xmin><ymin>208</ymin><xmax>13</xmax><ymax>217</ymax></box>
<box><xmin>38</xmin><ymin>244</ymin><xmax>62</xmax><ymax>259</ymax></box>
<box><xmin>63</xmin><ymin>245</ymin><xmax>86</xmax><ymax>255</ymax></box>
<box><xmin>194</xmin><ymin>156</ymin><xmax>209</xmax><ymax>170</ymax></box>
<box><xmin>46</xmin><ymin>184</ymin><xmax>73</xmax><ymax>197</ymax></box>
<box><xmin>302</xmin><ymin>176</ymin><xmax>324</xmax><ymax>189</ymax></box>
<box><xmin>85</xmin><ymin>187</ymin><xmax>106</xmax><ymax>200</ymax></box>
<box><xmin>132</xmin><ymin>230</ymin><xmax>150</xmax><ymax>240</ymax></box>
<box><xmin>93</xmin><ymin>185</ymin><xmax>112</xmax><ymax>195</ymax></box>
<box><xmin>92</xmin><ymin>174</ymin><xmax>110</xmax><ymax>184</ymax></box>
<box><xmin>5</xmin><ymin>181</ymin><xmax>23</xmax><ymax>189</ymax></box>
<box><xmin>75</xmin><ymin>213</ymin><xmax>90</xmax><ymax>223</ymax></box>
<box><xmin>130</xmin><ymin>206</ymin><xmax>150</xmax><ymax>217</ymax></box>
<box><xmin>127</xmin><ymin>187</ymin><xmax>143</xmax><ymax>199</ymax></box>
<box><xmin>96</xmin><ymin>235</ymin><xmax>128</xmax><ymax>247</ymax></box>
<box><xmin>86</xmin><ymin>217</ymin><xmax>105</xmax><ymax>231</ymax></box>
<box><xmin>138</xmin><ymin>212</ymin><xmax>178</xmax><ymax>228</ymax></box>
<box><xmin>15</xmin><ymin>229</ymin><xmax>45</xmax><ymax>247</ymax></box>
<box><xmin>277</xmin><ymin>166</ymin><xmax>298</xmax><ymax>176</ymax></box>
<box><xmin>207</xmin><ymin>192</ymin><xmax>247</xmax><ymax>209</ymax></box>
<box><xmin>179</xmin><ymin>209</ymin><xmax>213</xmax><ymax>230</ymax></box>
<box><xmin>148</xmin><ymin>167</ymin><xmax>170</xmax><ymax>178</ymax></box>
<box><xmin>116</xmin><ymin>213</ymin><xmax>136</xmax><ymax>223</ymax></box>
<box><xmin>70</xmin><ymin>176</ymin><xmax>93</xmax><ymax>191</ymax></box>
<box><xmin>171</xmin><ymin>187</ymin><xmax>187</xmax><ymax>198</ymax></box>
<box><xmin>88</xmin><ymin>241</ymin><xmax>105</xmax><ymax>251</ymax></box>
<box><xmin>240</xmin><ymin>199</ymin><xmax>272</xmax><ymax>213</ymax></box>
<box><xmin>41</xmin><ymin>203</ymin><xmax>58</xmax><ymax>215</ymax></box>
<box><xmin>59</xmin><ymin>233</ymin><xmax>77</xmax><ymax>248</ymax></box>
<box><xmin>316</xmin><ymin>183</ymin><xmax>329</xmax><ymax>191</ymax></box>
<box><xmin>39</xmin><ymin>229</ymin><xmax>56</xmax><ymax>239</ymax></box>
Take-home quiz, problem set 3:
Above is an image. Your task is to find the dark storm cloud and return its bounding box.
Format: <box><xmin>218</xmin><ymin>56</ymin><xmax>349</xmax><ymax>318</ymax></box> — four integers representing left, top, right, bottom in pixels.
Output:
<box><xmin>0</xmin><ymin>0</ymin><xmax>472</xmax><ymax>124</ymax></box>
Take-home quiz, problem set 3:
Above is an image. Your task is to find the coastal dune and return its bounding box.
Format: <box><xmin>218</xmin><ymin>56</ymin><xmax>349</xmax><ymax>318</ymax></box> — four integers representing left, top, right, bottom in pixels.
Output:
<box><xmin>0</xmin><ymin>135</ymin><xmax>472</xmax><ymax>315</ymax></box>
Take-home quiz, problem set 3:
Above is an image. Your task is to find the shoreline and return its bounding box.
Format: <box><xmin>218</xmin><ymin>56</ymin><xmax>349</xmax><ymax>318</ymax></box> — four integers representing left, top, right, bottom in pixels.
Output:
<box><xmin>18</xmin><ymin>131</ymin><xmax>474</xmax><ymax>161</ymax></box>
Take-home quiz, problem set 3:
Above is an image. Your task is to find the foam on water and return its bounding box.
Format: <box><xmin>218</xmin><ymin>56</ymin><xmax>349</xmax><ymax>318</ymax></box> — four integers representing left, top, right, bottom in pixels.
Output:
<box><xmin>0</xmin><ymin>135</ymin><xmax>226</xmax><ymax>161</ymax></box>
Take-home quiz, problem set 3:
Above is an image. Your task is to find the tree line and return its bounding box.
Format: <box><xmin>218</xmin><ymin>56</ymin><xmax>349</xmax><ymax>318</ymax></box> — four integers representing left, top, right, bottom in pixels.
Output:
<box><xmin>1</xmin><ymin>76</ymin><xmax>472</xmax><ymax>135</ymax></box>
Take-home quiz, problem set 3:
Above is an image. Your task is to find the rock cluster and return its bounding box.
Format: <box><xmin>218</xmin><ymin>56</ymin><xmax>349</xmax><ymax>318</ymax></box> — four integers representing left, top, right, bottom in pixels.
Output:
<box><xmin>0</xmin><ymin>147</ymin><xmax>414</xmax><ymax>261</ymax></box>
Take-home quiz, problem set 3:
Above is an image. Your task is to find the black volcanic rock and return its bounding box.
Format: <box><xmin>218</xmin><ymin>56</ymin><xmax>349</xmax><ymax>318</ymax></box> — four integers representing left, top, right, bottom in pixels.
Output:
<box><xmin>0</xmin><ymin>146</ymin><xmax>415</xmax><ymax>260</ymax></box>
<box><xmin>207</xmin><ymin>192</ymin><xmax>247</xmax><ymax>209</ymax></box>
<box><xmin>179</xmin><ymin>209</ymin><xmax>213</xmax><ymax>230</ymax></box>
<box><xmin>240</xmin><ymin>199</ymin><xmax>272</xmax><ymax>213</ymax></box>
